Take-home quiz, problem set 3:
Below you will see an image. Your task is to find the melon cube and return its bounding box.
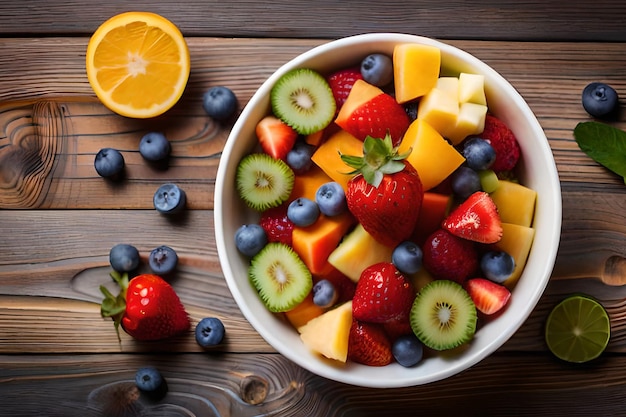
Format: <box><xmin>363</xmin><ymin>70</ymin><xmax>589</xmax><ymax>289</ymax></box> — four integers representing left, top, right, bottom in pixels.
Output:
<box><xmin>416</xmin><ymin>87</ymin><xmax>459</xmax><ymax>138</ymax></box>
<box><xmin>435</xmin><ymin>76</ymin><xmax>460</xmax><ymax>96</ymax></box>
<box><xmin>289</xmin><ymin>164</ymin><xmax>334</xmax><ymax>203</ymax></box>
<box><xmin>458</xmin><ymin>73</ymin><xmax>487</xmax><ymax>105</ymax></box>
<box><xmin>311</xmin><ymin>129</ymin><xmax>363</xmax><ymax>191</ymax></box>
<box><xmin>490</xmin><ymin>180</ymin><xmax>537</xmax><ymax>227</ymax></box>
<box><xmin>284</xmin><ymin>292</ymin><xmax>325</xmax><ymax>331</ymax></box>
<box><xmin>494</xmin><ymin>222</ymin><xmax>535</xmax><ymax>289</ymax></box>
<box><xmin>447</xmin><ymin>102</ymin><xmax>488</xmax><ymax>145</ymax></box>
<box><xmin>299</xmin><ymin>301</ymin><xmax>353</xmax><ymax>362</ymax></box>
<box><xmin>393</xmin><ymin>43</ymin><xmax>441</xmax><ymax>103</ymax></box>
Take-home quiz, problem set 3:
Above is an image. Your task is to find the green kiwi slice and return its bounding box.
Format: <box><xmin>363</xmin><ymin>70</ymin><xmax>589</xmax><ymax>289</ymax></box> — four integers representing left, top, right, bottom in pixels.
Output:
<box><xmin>270</xmin><ymin>68</ymin><xmax>336</xmax><ymax>135</ymax></box>
<box><xmin>249</xmin><ymin>242</ymin><xmax>313</xmax><ymax>313</ymax></box>
<box><xmin>236</xmin><ymin>153</ymin><xmax>294</xmax><ymax>211</ymax></box>
<box><xmin>410</xmin><ymin>280</ymin><xmax>477</xmax><ymax>351</ymax></box>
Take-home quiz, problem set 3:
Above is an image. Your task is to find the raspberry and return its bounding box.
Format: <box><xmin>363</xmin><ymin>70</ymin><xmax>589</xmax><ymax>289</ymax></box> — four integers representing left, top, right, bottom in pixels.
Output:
<box><xmin>327</xmin><ymin>67</ymin><xmax>363</xmax><ymax>110</ymax></box>
<box><xmin>422</xmin><ymin>229</ymin><xmax>478</xmax><ymax>283</ymax></box>
<box><xmin>259</xmin><ymin>205</ymin><xmax>294</xmax><ymax>246</ymax></box>
<box><xmin>479</xmin><ymin>114</ymin><xmax>520</xmax><ymax>172</ymax></box>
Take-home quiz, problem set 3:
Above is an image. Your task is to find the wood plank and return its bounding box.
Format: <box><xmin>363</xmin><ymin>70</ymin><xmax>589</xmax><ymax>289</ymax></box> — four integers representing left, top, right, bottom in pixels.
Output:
<box><xmin>1</xmin><ymin>1</ymin><xmax>626</xmax><ymax>42</ymax></box>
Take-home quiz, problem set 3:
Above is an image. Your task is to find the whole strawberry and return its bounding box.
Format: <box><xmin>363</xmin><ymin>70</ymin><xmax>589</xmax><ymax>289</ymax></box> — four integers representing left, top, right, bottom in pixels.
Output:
<box><xmin>479</xmin><ymin>114</ymin><xmax>520</xmax><ymax>173</ymax></box>
<box><xmin>327</xmin><ymin>67</ymin><xmax>363</xmax><ymax>111</ymax></box>
<box><xmin>352</xmin><ymin>262</ymin><xmax>415</xmax><ymax>324</ymax></box>
<box><xmin>100</xmin><ymin>272</ymin><xmax>190</xmax><ymax>341</ymax></box>
<box><xmin>341</xmin><ymin>134</ymin><xmax>423</xmax><ymax>247</ymax></box>
<box><xmin>422</xmin><ymin>229</ymin><xmax>478</xmax><ymax>283</ymax></box>
<box><xmin>348</xmin><ymin>320</ymin><xmax>393</xmax><ymax>366</ymax></box>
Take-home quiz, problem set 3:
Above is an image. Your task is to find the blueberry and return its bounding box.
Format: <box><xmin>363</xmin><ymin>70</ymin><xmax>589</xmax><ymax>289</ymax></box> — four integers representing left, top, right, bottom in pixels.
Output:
<box><xmin>287</xmin><ymin>197</ymin><xmax>319</xmax><ymax>227</ymax></box>
<box><xmin>94</xmin><ymin>148</ymin><xmax>125</xmax><ymax>179</ymax></box>
<box><xmin>582</xmin><ymin>82</ymin><xmax>619</xmax><ymax>119</ymax></box>
<box><xmin>392</xmin><ymin>241</ymin><xmax>423</xmax><ymax>275</ymax></box>
<box><xmin>481</xmin><ymin>251</ymin><xmax>515</xmax><ymax>284</ymax></box>
<box><xmin>392</xmin><ymin>334</ymin><xmax>424</xmax><ymax>367</ymax></box>
<box><xmin>135</xmin><ymin>367</ymin><xmax>168</xmax><ymax>399</ymax></box>
<box><xmin>361</xmin><ymin>53</ymin><xmax>393</xmax><ymax>87</ymax></box>
<box><xmin>235</xmin><ymin>224</ymin><xmax>268</xmax><ymax>257</ymax></box>
<box><xmin>315</xmin><ymin>182</ymin><xmax>347</xmax><ymax>217</ymax></box>
<box><xmin>202</xmin><ymin>86</ymin><xmax>238</xmax><ymax>120</ymax></box>
<box><xmin>109</xmin><ymin>243</ymin><xmax>140</xmax><ymax>272</ymax></box>
<box><xmin>195</xmin><ymin>317</ymin><xmax>226</xmax><ymax>348</ymax></box>
<box><xmin>404</xmin><ymin>101</ymin><xmax>419</xmax><ymax>121</ymax></box>
<box><xmin>450</xmin><ymin>166</ymin><xmax>482</xmax><ymax>199</ymax></box>
<box><xmin>312</xmin><ymin>279</ymin><xmax>338</xmax><ymax>308</ymax></box>
<box><xmin>463</xmin><ymin>137</ymin><xmax>496</xmax><ymax>171</ymax></box>
<box><xmin>153</xmin><ymin>183</ymin><xmax>186</xmax><ymax>214</ymax></box>
<box><xmin>286</xmin><ymin>139</ymin><xmax>315</xmax><ymax>174</ymax></box>
<box><xmin>139</xmin><ymin>132</ymin><xmax>171</xmax><ymax>163</ymax></box>
<box><xmin>148</xmin><ymin>245</ymin><xmax>178</xmax><ymax>275</ymax></box>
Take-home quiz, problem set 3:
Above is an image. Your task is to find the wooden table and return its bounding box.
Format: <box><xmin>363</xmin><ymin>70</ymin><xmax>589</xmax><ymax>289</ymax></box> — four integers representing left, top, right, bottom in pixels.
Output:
<box><xmin>1</xmin><ymin>2</ymin><xmax>626</xmax><ymax>415</ymax></box>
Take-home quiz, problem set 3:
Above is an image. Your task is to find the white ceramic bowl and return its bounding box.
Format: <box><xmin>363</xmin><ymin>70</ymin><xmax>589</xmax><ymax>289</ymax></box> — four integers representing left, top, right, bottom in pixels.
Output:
<box><xmin>215</xmin><ymin>33</ymin><xmax>562</xmax><ymax>388</ymax></box>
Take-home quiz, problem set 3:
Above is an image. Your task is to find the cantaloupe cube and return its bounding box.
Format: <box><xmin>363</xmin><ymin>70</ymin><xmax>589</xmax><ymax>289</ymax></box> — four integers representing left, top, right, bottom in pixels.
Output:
<box><xmin>489</xmin><ymin>181</ymin><xmax>537</xmax><ymax>227</ymax></box>
<box><xmin>494</xmin><ymin>222</ymin><xmax>535</xmax><ymax>289</ymax></box>
<box><xmin>416</xmin><ymin>87</ymin><xmax>459</xmax><ymax>138</ymax></box>
<box><xmin>299</xmin><ymin>301</ymin><xmax>353</xmax><ymax>362</ymax></box>
<box><xmin>311</xmin><ymin>129</ymin><xmax>363</xmax><ymax>191</ymax></box>
<box><xmin>458</xmin><ymin>73</ymin><xmax>487</xmax><ymax>105</ymax></box>
<box><xmin>289</xmin><ymin>165</ymin><xmax>334</xmax><ymax>203</ymax></box>
<box><xmin>328</xmin><ymin>224</ymin><xmax>393</xmax><ymax>282</ymax></box>
<box><xmin>393</xmin><ymin>43</ymin><xmax>441</xmax><ymax>103</ymax></box>
<box><xmin>447</xmin><ymin>102</ymin><xmax>488</xmax><ymax>145</ymax></box>
<box><xmin>292</xmin><ymin>212</ymin><xmax>355</xmax><ymax>275</ymax></box>
<box><xmin>284</xmin><ymin>292</ymin><xmax>325</xmax><ymax>331</ymax></box>
<box><xmin>398</xmin><ymin>119</ymin><xmax>466</xmax><ymax>191</ymax></box>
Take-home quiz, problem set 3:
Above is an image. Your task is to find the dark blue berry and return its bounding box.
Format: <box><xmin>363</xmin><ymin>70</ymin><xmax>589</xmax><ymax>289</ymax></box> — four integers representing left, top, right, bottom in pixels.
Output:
<box><xmin>582</xmin><ymin>82</ymin><xmax>619</xmax><ymax>119</ymax></box>
<box><xmin>392</xmin><ymin>334</ymin><xmax>424</xmax><ymax>367</ymax></box>
<box><xmin>135</xmin><ymin>367</ymin><xmax>168</xmax><ymax>399</ymax></box>
<box><xmin>361</xmin><ymin>53</ymin><xmax>393</xmax><ymax>87</ymax></box>
<box><xmin>109</xmin><ymin>243</ymin><xmax>140</xmax><ymax>272</ymax></box>
<box><xmin>153</xmin><ymin>183</ymin><xmax>186</xmax><ymax>214</ymax></box>
<box><xmin>404</xmin><ymin>102</ymin><xmax>418</xmax><ymax>121</ymax></box>
<box><xmin>287</xmin><ymin>197</ymin><xmax>319</xmax><ymax>227</ymax></box>
<box><xmin>202</xmin><ymin>86</ymin><xmax>238</xmax><ymax>120</ymax></box>
<box><xmin>235</xmin><ymin>224</ymin><xmax>268</xmax><ymax>257</ymax></box>
<box><xmin>481</xmin><ymin>251</ymin><xmax>515</xmax><ymax>284</ymax></box>
<box><xmin>148</xmin><ymin>245</ymin><xmax>178</xmax><ymax>275</ymax></box>
<box><xmin>195</xmin><ymin>317</ymin><xmax>226</xmax><ymax>348</ymax></box>
<box><xmin>139</xmin><ymin>132</ymin><xmax>171</xmax><ymax>162</ymax></box>
<box><xmin>286</xmin><ymin>139</ymin><xmax>315</xmax><ymax>174</ymax></box>
<box><xmin>392</xmin><ymin>241</ymin><xmax>423</xmax><ymax>275</ymax></box>
<box><xmin>312</xmin><ymin>279</ymin><xmax>338</xmax><ymax>308</ymax></box>
<box><xmin>315</xmin><ymin>182</ymin><xmax>347</xmax><ymax>216</ymax></box>
<box><xmin>451</xmin><ymin>166</ymin><xmax>482</xmax><ymax>199</ymax></box>
<box><xmin>94</xmin><ymin>148</ymin><xmax>125</xmax><ymax>179</ymax></box>
<box><xmin>463</xmin><ymin>137</ymin><xmax>496</xmax><ymax>171</ymax></box>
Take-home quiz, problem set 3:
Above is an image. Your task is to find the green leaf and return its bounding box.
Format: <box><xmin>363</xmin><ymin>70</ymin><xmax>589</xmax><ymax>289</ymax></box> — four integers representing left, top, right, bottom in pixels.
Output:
<box><xmin>574</xmin><ymin>121</ymin><xmax>626</xmax><ymax>184</ymax></box>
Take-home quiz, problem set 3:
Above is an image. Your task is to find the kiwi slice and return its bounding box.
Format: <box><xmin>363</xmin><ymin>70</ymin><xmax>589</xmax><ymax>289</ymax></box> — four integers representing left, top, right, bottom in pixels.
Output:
<box><xmin>270</xmin><ymin>68</ymin><xmax>336</xmax><ymax>135</ymax></box>
<box><xmin>236</xmin><ymin>153</ymin><xmax>294</xmax><ymax>211</ymax></box>
<box><xmin>249</xmin><ymin>242</ymin><xmax>313</xmax><ymax>313</ymax></box>
<box><xmin>410</xmin><ymin>280</ymin><xmax>477</xmax><ymax>351</ymax></box>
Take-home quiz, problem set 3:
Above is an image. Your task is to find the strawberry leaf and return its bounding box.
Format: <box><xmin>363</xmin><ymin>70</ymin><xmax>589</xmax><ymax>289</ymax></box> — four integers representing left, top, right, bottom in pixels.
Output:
<box><xmin>99</xmin><ymin>271</ymin><xmax>130</xmax><ymax>342</ymax></box>
<box><xmin>574</xmin><ymin>121</ymin><xmax>626</xmax><ymax>184</ymax></box>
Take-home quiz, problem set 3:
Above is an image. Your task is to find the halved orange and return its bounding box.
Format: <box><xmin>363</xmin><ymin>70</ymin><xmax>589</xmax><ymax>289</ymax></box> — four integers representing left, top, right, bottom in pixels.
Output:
<box><xmin>86</xmin><ymin>11</ymin><xmax>190</xmax><ymax>118</ymax></box>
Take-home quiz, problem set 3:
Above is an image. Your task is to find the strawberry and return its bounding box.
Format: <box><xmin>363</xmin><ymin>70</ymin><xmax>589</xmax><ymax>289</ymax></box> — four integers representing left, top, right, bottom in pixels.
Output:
<box><xmin>464</xmin><ymin>277</ymin><xmax>511</xmax><ymax>315</ymax></box>
<box><xmin>327</xmin><ymin>67</ymin><xmax>363</xmax><ymax>110</ymax></box>
<box><xmin>442</xmin><ymin>191</ymin><xmax>503</xmax><ymax>244</ymax></box>
<box><xmin>352</xmin><ymin>262</ymin><xmax>415</xmax><ymax>323</ymax></box>
<box><xmin>100</xmin><ymin>272</ymin><xmax>190</xmax><ymax>341</ymax></box>
<box><xmin>342</xmin><ymin>134</ymin><xmax>423</xmax><ymax>247</ymax></box>
<box><xmin>314</xmin><ymin>264</ymin><xmax>356</xmax><ymax>304</ymax></box>
<box><xmin>348</xmin><ymin>320</ymin><xmax>393</xmax><ymax>366</ymax></box>
<box><xmin>259</xmin><ymin>204</ymin><xmax>294</xmax><ymax>246</ymax></box>
<box><xmin>478</xmin><ymin>114</ymin><xmax>521</xmax><ymax>173</ymax></box>
<box><xmin>422</xmin><ymin>229</ymin><xmax>478</xmax><ymax>283</ymax></box>
<box><xmin>383</xmin><ymin>316</ymin><xmax>413</xmax><ymax>341</ymax></box>
<box><xmin>256</xmin><ymin>115</ymin><xmax>298</xmax><ymax>160</ymax></box>
<box><xmin>342</xmin><ymin>93</ymin><xmax>410</xmax><ymax>146</ymax></box>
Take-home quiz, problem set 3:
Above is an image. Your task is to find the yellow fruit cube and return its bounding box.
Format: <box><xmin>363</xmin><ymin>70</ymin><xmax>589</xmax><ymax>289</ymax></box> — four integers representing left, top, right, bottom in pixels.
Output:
<box><xmin>299</xmin><ymin>301</ymin><xmax>353</xmax><ymax>362</ymax></box>
<box><xmin>327</xmin><ymin>224</ymin><xmax>393</xmax><ymax>282</ymax></box>
<box><xmin>490</xmin><ymin>180</ymin><xmax>537</xmax><ymax>227</ymax></box>
<box><xmin>311</xmin><ymin>129</ymin><xmax>363</xmax><ymax>191</ymax></box>
<box><xmin>435</xmin><ymin>76</ymin><xmax>460</xmax><ymax>96</ymax></box>
<box><xmin>494</xmin><ymin>223</ymin><xmax>535</xmax><ymax>289</ymax></box>
<box><xmin>398</xmin><ymin>119</ymin><xmax>466</xmax><ymax>191</ymax></box>
<box><xmin>447</xmin><ymin>102</ymin><xmax>488</xmax><ymax>145</ymax></box>
<box><xmin>417</xmin><ymin>87</ymin><xmax>459</xmax><ymax>138</ymax></box>
<box><xmin>393</xmin><ymin>43</ymin><xmax>441</xmax><ymax>103</ymax></box>
<box><xmin>458</xmin><ymin>73</ymin><xmax>487</xmax><ymax>105</ymax></box>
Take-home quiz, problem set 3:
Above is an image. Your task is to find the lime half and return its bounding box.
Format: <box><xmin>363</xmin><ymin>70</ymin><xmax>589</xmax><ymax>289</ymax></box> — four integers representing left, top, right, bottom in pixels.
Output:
<box><xmin>545</xmin><ymin>295</ymin><xmax>611</xmax><ymax>363</ymax></box>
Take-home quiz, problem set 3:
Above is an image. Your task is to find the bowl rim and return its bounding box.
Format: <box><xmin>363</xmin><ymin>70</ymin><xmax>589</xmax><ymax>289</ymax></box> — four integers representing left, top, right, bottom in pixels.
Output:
<box><xmin>215</xmin><ymin>32</ymin><xmax>562</xmax><ymax>388</ymax></box>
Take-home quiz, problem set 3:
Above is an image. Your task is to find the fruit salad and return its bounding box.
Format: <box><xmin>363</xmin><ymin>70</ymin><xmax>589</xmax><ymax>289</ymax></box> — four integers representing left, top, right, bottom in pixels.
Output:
<box><xmin>232</xmin><ymin>42</ymin><xmax>537</xmax><ymax>367</ymax></box>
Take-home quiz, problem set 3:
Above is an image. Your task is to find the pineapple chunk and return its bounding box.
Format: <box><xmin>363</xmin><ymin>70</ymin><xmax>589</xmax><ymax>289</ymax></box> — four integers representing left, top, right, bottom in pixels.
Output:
<box><xmin>447</xmin><ymin>102</ymin><xmax>488</xmax><ymax>145</ymax></box>
<box><xmin>416</xmin><ymin>87</ymin><xmax>459</xmax><ymax>138</ymax></box>
<box><xmin>435</xmin><ymin>76</ymin><xmax>460</xmax><ymax>96</ymax></box>
<box><xmin>458</xmin><ymin>73</ymin><xmax>487</xmax><ymax>105</ymax></box>
<box><xmin>299</xmin><ymin>301</ymin><xmax>353</xmax><ymax>362</ymax></box>
<box><xmin>490</xmin><ymin>181</ymin><xmax>537</xmax><ymax>227</ymax></box>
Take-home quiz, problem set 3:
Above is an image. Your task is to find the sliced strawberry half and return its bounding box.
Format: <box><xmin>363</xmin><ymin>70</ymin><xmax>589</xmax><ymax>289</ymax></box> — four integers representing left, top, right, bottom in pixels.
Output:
<box><xmin>256</xmin><ymin>115</ymin><xmax>298</xmax><ymax>160</ymax></box>
<box><xmin>464</xmin><ymin>277</ymin><xmax>511</xmax><ymax>315</ymax></box>
<box><xmin>348</xmin><ymin>320</ymin><xmax>393</xmax><ymax>366</ymax></box>
<box><xmin>442</xmin><ymin>191</ymin><xmax>503</xmax><ymax>244</ymax></box>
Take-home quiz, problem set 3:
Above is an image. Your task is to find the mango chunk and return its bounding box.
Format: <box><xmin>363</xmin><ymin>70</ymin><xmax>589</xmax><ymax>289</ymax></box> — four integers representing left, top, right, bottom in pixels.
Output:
<box><xmin>494</xmin><ymin>222</ymin><xmax>535</xmax><ymax>289</ymax></box>
<box><xmin>416</xmin><ymin>87</ymin><xmax>459</xmax><ymax>138</ymax></box>
<box><xmin>490</xmin><ymin>180</ymin><xmax>537</xmax><ymax>227</ymax></box>
<box><xmin>300</xmin><ymin>301</ymin><xmax>353</xmax><ymax>362</ymax></box>
<box><xmin>284</xmin><ymin>292</ymin><xmax>325</xmax><ymax>331</ymax></box>
<box><xmin>289</xmin><ymin>164</ymin><xmax>334</xmax><ymax>203</ymax></box>
<box><xmin>311</xmin><ymin>129</ymin><xmax>362</xmax><ymax>191</ymax></box>
<box><xmin>393</xmin><ymin>43</ymin><xmax>441</xmax><ymax>103</ymax></box>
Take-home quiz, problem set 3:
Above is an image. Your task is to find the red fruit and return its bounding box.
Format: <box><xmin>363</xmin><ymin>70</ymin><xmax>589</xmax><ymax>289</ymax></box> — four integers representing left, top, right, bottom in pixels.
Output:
<box><xmin>256</xmin><ymin>115</ymin><xmax>298</xmax><ymax>160</ymax></box>
<box><xmin>260</xmin><ymin>204</ymin><xmax>294</xmax><ymax>246</ymax></box>
<box><xmin>442</xmin><ymin>191</ymin><xmax>503</xmax><ymax>244</ymax></box>
<box><xmin>348</xmin><ymin>320</ymin><xmax>393</xmax><ymax>366</ymax></box>
<box><xmin>352</xmin><ymin>262</ymin><xmax>415</xmax><ymax>323</ymax></box>
<box><xmin>342</xmin><ymin>93</ymin><xmax>410</xmax><ymax>146</ymax></box>
<box><xmin>478</xmin><ymin>114</ymin><xmax>521</xmax><ymax>172</ymax></box>
<box><xmin>314</xmin><ymin>264</ymin><xmax>356</xmax><ymax>304</ymax></box>
<box><xmin>327</xmin><ymin>67</ymin><xmax>363</xmax><ymax>110</ymax></box>
<box><xmin>343</xmin><ymin>135</ymin><xmax>423</xmax><ymax>247</ymax></box>
<box><xmin>383</xmin><ymin>316</ymin><xmax>413</xmax><ymax>341</ymax></box>
<box><xmin>100</xmin><ymin>272</ymin><xmax>190</xmax><ymax>341</ymax></box>
<box><xmin>422</xmin><ymin>229</ymin><xmax>478</xmax><ymax>283</ymax></box>
<box><xmin>465</xmin><ymin>278</ymin><xmax>511</xmax><ymax>315</ymax></box>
